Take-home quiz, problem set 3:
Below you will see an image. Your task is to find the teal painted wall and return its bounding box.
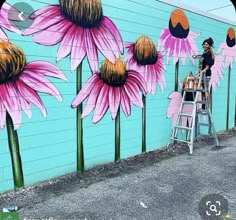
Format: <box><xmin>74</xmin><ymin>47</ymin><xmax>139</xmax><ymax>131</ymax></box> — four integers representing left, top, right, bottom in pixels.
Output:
<box><xmin>0</xmin><ymin>0</ymin><xmax>236</xmax><ymax>193</ymax></box>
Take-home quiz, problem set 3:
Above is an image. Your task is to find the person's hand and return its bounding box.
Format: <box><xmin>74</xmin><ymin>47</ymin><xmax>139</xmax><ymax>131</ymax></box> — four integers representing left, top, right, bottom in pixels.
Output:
<box><xmin>192</xmin><ymin>54</ymin><xmax>201</xmax><ymax>59</ymax></box>
<box><xmin>199</xmin><ymin>70</ymin><xmax>206</xmax><ymax>75</ymax></box>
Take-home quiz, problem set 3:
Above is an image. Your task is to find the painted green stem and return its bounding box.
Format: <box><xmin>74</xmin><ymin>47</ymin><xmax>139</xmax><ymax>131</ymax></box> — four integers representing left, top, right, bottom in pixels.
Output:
<box><xmin>175</xmin><ymin>60</ymin><xmax>180</xmax><ymax>142</ymax></box>
<box><xmin>226</xmin><ymin>66</ymin><xmax>231</xmax><ymax>129</ymax></box>
<box><xmin>115</xmin><ymin>108</ymin><xmax>120</xmax><ymax>161</ymax></box>
<box><xmin>210</xmin><ymin>87</ymin><xmax>212</xmax><ymax>113</ymax></box>
<box><xmin>76</xmin><ymin>63</ymin><xmax>84</xmax><ymax>172</ymax></box>
<box><xmin>142</xmin><ymin>94</ymin><xmax>146</xmax><ymax>153</ymax></box>
<box><xmin>175</xmin><ymin>60</ymin><xmax>179</xmax><ymax>91</ymax></box>
<box><xmin>6</xmin><ymin>113</ymin><xmax>24</xmax><ymax>189</ymax></box>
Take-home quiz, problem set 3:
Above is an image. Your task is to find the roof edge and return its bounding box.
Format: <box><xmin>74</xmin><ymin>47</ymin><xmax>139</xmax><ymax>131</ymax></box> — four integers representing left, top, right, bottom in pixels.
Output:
<box><xmin>156</xmin><ymin>0</ymin><xmax>236</xmax><ymax>26</ymax></box>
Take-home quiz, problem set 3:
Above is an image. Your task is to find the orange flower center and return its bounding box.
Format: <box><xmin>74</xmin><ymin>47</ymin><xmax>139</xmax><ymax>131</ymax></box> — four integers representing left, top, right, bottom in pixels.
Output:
<box><xmin>0</xmin><ymin>41</ymin><xmax>26</xmax><ymax>84</ymax></box>
<box><xmin>133</xmin><ymin>36</ymin><xmax>158</xmax><ymax>65</ymax></box>
<box><xmin>100</xmin><ymin>58</ymin><xmax>128</xmax><ymax>87</ymax></box>
<box><xmin>60</xmin><ymin>0</ymin><xmax>103</xmax><ymax>28</ymax></box>
<box><xmin>226</xmin><ymin>28</ymin><xmax>236</xmax><ymax>47</ymax></box>
<box><xmin>169</xmin><ymin>9</ymin><xmax>189</xmax><ymax>39</ymax></box>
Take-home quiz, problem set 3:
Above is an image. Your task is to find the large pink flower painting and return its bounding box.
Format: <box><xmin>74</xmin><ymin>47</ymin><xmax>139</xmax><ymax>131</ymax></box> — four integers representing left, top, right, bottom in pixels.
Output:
<box><xmin>23</xmin><ymin>0</ymin><xmax>124</xmax><ymax>73</ymax></box>
<box><xmin>125</xmin><ymin>35</ymin><xmax>165</xmax><ymax>152</ymax></box>
<box><xmin>158</xmin><ymin>9</ymin><xmax>199</xmax><ymax>66</ymax></box>
<box><xmin>209</xmin><ymin>55</ymin><xmax>224</xmax><ymax>91</ymax></box>
<box><xmin>0</xmin><ymin>40</ymin><xmax>66</xmax><ymax>189</ymax></box>
<box><xmin>125</xmin><ymin>36</ymin><xmax>165</xmax><ymax>95</ymax></box>
<box><xmin>161</xmin><ymin>9</ymin><xmax>199</xmax><ymax>129</ymax></box>
<box><xmin>23</xmin><ymin>0</ymin><xmax>125</xmax><ymax>170</ymax></box>
<box><xmin>216</xmin><ymin>27</ymin><xmax>236</xmax><ymax>129</ymax></box>
<box><xmin>71</xmin><ymin>58</ymin><xmax>147</xmax><ymax>161</ymax></box>
<box><xmin>217</xmin><ymin>28</ymin><xmax>236</xmax><ymax>68</ymax></box>
<box><xmin>71</xmin><ymin>58</ymin><xmax>147</xmax><ymax>123</ymax></box>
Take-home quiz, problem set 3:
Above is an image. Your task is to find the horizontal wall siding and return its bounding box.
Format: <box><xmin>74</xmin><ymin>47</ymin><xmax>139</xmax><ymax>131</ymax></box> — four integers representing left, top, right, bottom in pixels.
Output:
<box><xmin>0</xmin><ymin>0</ymin><xmax>235</xmax><ymax>193</ymax></box>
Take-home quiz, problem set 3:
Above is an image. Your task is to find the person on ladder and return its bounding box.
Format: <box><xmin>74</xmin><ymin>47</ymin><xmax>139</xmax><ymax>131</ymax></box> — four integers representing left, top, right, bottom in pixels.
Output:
<box><xmin>194</xmin><ymin>37</ymin><xmax>215</xmax><ymax>110</ymax></box>
<box><xmin>168</xmin><ymin>37</ymin><xmax>219</xmax><ymax>154</ymax></box>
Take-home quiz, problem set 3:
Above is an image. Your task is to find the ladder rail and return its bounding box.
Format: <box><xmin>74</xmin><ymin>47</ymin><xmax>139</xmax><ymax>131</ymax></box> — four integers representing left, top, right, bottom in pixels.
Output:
<box><xmin>167</xmin><ymin>59</ymin><xmax>219</xmax><ymax>154</ymax></box>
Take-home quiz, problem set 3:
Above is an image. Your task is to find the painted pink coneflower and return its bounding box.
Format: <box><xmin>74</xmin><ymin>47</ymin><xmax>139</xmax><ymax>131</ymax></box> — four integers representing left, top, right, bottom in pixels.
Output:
<box><xmin>125</xmin><ymin>35</ymin><xmax>165</xmax><ymax>152</ymax></box>
<box><xmin>71</xmin><ymin>57</ymin><xmax>147</xmax><ymax>123</ymax></box>
<box><xmin>0</xmin><ymin>40</ymin><xmax>66</xmax><ymax>189</ymax></box>
<box><xmin>71</xmin><ymin>58</ymin><xmax>147</xmax><ymax>161</ymax></box>
<box><xmin>217</xmin><ymin>27</ymin><xmax>236</xmax><ymax>129</ymax></box>
<box><xmin>158</xmin><ymin>9</ymin><xmax>199</xmax><ymax>65</ymax></box>
<box><xmin>23</xmin><ymin>0</ymin><xmax>124</xmax><ymax>73</ymax></box>
<box><xmin>217</xmin><ymin>28</ymin><xmax>236</xmax><ymax>68</ymax></box>
<box><xmin>158</xmin><ymin>9</ymin><xmax>199</xmax><ymax>92</ymax></box>
<box><xmin>125</xmin><ymin>36</ymin><xmax>165</xmax><ymax>95</ymax></box>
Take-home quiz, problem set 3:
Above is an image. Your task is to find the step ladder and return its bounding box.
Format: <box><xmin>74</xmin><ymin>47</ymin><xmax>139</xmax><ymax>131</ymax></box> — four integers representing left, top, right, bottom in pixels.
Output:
<box><xmin>167</xmin><ymin>69</ymin><xmax>219</xmax><ymax>155</ymax></box>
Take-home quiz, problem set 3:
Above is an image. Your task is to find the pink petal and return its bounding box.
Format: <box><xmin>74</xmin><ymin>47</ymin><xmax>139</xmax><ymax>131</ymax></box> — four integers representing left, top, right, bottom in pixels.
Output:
<box><xmin>166</xmin><ymin>91</ymin><xmax>182</xmax><ymax>128</ymax></box>
<box><xmin>14</xmin><ymin>86</ymin><xmax>32</xmax><ymax>118</ymax></box>
<box><xmin>167</xmin><ymin>92</ymin><xmax>182</xmax><ymax>117</ymax></box>
<box><xmin>20</xmin><ymin>70</ymin><xmax>62</xmax><ymax>101</ymax></box>
<box><xmin>71</xmin><ymin>74</ymin><xmax>99</xmax><ymax>108</ymax></box>
<box><xmin>23</xmin><ymin>7</ymin><xmax>62</xmax><ymax>35</ymax></box>
<box><xmin>91</xmin><ymin>26</ymin><xmax>117</xmax><ymax>64</ymax></box>
<box><xmin>84</xmin><ymin>29</ymin><xmax>98</xmax><ymax>73</ymax></box>
<box><xmin>30</xmin><ymin>5</ymin><xmax>60</xmax><ymax>19</ymax></box>
<box><xmin>81</xmin><ymin>79</ymin><xmax>103</xmax><ymax>118</ymax></box>
<box><xmin>0</xmin><ymin>83</ymin><xmax>21</xmax><ymax>130</ymax></box>
<box><xmin>124</xmin><ymin>80</ymin><xmax>143</xmax><ymax>107</ymax></box>
<box><xmin>120</xmin><ymin>87</ymin><xmax>131</xmax><ymax>116</ymax></box>
<box><xmin>92</xmin><ymin>84</ymin><xmax>109</xmax><ymax>123</ymax></box>
<box><xmin>125</xmin><ymin>45</ymin><xmax>135</xmax><ymax>66</ymax></box>
<box><xmin>150</xmin><ymin>67</ymin><xmax>157</xmax><ymax>95</ymax></box>
<box><xmin>0</xmin><ymin>101</ymin><xmax>6</xmax><ymax>129</ymax></box>
<box><xmin>217</xmin><ymin>42</ymin><xmax>226</xmax><ymax>54</ymax></box>
<box><xmin>56</xmin><ymin>24</ymin><xmax>78</xmax><ymax>61</ymax></box>
<box><xmin>18</xmin><ymin>96</ymin><xmax>31</xmax><ymax>118</ymax></box>
<box><xmin>173</xmin><ymin>38</ymin><xmax>180</xmax><ymax>64</ymax></box>
<box><xmin>71</xmin><ymin>28</ymin><xmax>86</xmax><ymax>71</ymax></box>
<box><xmin>144</xmin><ymin>66</ymin><xmax>152</xmax><ymax>93</ymax></box>
<box><xmin>24</xmin><ymin>61</ymin><xmax>67</xmax><ymax>81</ymax></box>
<box><xmin>102</xmin><ymin>16</ymin><xmax>124</xmax><ymax>53</ymax></box>
<box><xmin>188</xmin><ymin>31</ymin><xmax>199</xmax><ymax>54</ymax></box>
<box><xmin>109</xmin><ymin>86</ymin><xmax>121</xmax><ymax>119</ymax></box>
<box><xmin>16</xmin><ymin>79</ymin><xmax>46</xmax><ymax>117</ymax></box>
<box><xmin>128</xmin><ymin>70</ymin><xmax>147</xmax><ymax>94</ymax></box>
<box><xmin>124</xmin><ymin>42</ymin><xmax>134</xmax><ymax>48</ymax></box>
<box><xmin>32</xmin><ymin>20</ymin><xmax>71</xmax><ymax>46</ymax></box>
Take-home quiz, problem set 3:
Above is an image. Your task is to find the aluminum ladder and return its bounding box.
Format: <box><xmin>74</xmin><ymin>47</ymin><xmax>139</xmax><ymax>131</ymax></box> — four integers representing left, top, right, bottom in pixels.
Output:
<box><xmin>167</xmin><ymin>70</ymin><xmax>219</xmax><ymax>154</ymax></box>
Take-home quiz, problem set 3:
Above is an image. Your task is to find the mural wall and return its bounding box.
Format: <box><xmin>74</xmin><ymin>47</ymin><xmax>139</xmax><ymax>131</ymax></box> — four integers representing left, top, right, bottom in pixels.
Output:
<box><xmin>0</xmin><ymin>0</ymin><xmax>236</xmax><ymax>193</ymax></box>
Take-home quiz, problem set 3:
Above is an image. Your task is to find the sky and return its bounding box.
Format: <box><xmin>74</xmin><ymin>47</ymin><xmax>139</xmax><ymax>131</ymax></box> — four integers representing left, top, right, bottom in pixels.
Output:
<box><xmin>178</xmin><ymin>0</ymin><xmax>236</xmax><ymax>23</ymax></box>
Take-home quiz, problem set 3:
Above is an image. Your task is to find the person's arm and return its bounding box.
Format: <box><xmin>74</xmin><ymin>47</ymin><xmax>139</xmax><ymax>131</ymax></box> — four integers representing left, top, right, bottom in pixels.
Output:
<box><xmin>202</xmin><ymin>65</ymin><xmax>209</xmax><ymax>72</ymax></box>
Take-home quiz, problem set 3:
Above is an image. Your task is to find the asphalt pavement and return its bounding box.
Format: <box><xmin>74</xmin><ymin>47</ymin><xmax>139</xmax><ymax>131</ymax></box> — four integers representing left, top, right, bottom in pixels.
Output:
<box><xmin>0</xmin><ymin>129</ymin><xmax>236</xmax><ymax>220</ymax></box>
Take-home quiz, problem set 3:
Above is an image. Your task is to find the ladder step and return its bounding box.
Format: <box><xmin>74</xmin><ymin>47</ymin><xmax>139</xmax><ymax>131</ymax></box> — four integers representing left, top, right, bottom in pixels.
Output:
<box><xmin>196</xmin><ymin>100</ymin><xmax>207</xmax><ymax>104</ymax></box>
<box><xmin>171</xmin><ymin>138</ymin><xmax>191</xmax><ymax>144</ymax></box>
<box><xmin>196</xmin><ymin>109</ymin><xmax>208</xmax><ymax>114</ymax></box>
<box><xmin>198</xmin><ymin>122</ymin><xmax>209</xmax><ymax>126</ymax></box>
<box><xmin>182</xmin><ymin>101</ymin><xmax>195</xmax><ymax>104</ymax></box>
<box><xmin>196</xmin><ymin>89</ymin><xmax>208</xmax><ymax>92</ymax></box>
<box><xmin>179</xmin><ymin>113</ymin><xmax>192</xmax><ymax>117</ymax></box>
<box><xmin>175</xmin><ymin>125</ymin><xmax>192</xmax><ymax>130</ymax></box>
<box><xmin>184</xmin><ymin>89</ymin><xmax>196</xmax><ymax>92</ymax></box>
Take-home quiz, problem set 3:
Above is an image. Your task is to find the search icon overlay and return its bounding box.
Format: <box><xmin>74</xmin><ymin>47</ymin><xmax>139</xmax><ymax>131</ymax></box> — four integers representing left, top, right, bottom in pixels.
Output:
<box><xmin>198</xmin><ymin>194</ymin><xmax>229</xmax><ymax>220</ymax></box>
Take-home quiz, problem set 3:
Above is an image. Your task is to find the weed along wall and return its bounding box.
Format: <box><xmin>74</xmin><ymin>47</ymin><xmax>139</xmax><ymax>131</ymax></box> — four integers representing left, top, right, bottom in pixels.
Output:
<box><xmin>0</xmin><ymin>0</ymin><xmax>235</xmax><ymax>193</ymax></box>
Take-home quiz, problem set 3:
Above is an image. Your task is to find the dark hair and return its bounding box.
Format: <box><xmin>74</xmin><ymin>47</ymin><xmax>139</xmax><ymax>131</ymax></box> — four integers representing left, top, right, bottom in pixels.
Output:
<box><xmin>202</xmin><ymin>37</ymin><xmax>214</xmax><ymax>47</ymax></box>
